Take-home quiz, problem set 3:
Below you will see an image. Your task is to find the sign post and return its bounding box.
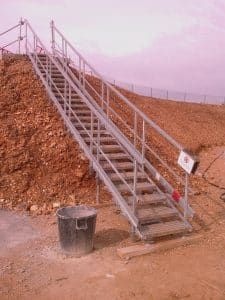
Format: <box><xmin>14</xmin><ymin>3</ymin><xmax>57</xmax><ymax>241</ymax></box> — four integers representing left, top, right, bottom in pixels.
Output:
<box><xmin>178</xmin><ymin>149</ymin><xmax>199</xmax><ymax>219</ymax></box>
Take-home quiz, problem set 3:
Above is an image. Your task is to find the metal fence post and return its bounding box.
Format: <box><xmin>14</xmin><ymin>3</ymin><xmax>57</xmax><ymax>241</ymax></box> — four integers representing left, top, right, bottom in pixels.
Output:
<box><xmin>50</xmin><ymin>20</ymin><xmax>56</xmax><ymax>55</ymax></box>
<box><xmin>184</xmin><ymin>173</ymin><xmax>189</xmax><ymax>219</ymax></box>
<box><xmin>18</xmin><ymin>18</ymin><xmax>23</xmax><ymax>54</ymax></box>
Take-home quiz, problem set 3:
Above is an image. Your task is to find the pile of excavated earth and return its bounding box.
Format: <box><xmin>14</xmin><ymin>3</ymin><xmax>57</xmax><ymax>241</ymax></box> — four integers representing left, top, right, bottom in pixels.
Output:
<box><xmin>1</xmin><ymin>55</ymin><xmax>225</xmax><ymax>214</ymax></box>
<box><xmin>0</xmin><ymin>56</ymin><xmax>110</xmax><ymax>214</ymax></box>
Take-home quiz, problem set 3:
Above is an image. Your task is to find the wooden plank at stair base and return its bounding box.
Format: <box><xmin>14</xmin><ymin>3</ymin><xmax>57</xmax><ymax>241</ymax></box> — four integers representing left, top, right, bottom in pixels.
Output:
<box><xmin>117</xmin><ymin>234</ymin><xmax>202</xmax><ymax>259</ymax></box>
<box><xmin>137</xmin><ymin>205</ymin><xmax>178</xmax><ymax>224</ymax></box>
<box><xmin>141</xmin><ymin>220</ymin><xmax>189</xmax><ymax>240</ymax></box>
<box><xmin>109</xmin><ymin>171</ymin><xmax>146</xmax><ymax>182</ymax></box>
<box><xmin>127</xmin><ymin>193</ymin><xmax>167</xmax><ymax>206</ymax></box>
<box><xmin>117</xmin><ymin>182</ymin><xmax>156</xmax><ymax>193</ymax></box>
<box><xmin>101</xmin><ymin>161</ymin><xmax>133</xmax><ymax>171</ymax></box>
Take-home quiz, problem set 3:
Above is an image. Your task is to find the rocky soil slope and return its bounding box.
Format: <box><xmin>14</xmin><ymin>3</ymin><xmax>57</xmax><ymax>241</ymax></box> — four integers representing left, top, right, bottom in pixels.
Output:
<box><xmin>0</xmin><ymin>56</ymin><xmax>110</xmax><ymax>214</ymax></box>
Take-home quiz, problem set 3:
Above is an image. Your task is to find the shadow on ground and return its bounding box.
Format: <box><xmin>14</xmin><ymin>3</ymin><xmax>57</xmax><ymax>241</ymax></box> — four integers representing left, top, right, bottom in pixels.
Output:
<box><xmin>94</xmin><ymin>228</ymin><xmax>129</xmax><ymax>250</ymax></box>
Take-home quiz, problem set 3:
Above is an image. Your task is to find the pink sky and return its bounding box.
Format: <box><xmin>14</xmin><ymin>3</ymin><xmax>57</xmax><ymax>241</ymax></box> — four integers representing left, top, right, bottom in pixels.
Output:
<box><xmin>2</xmin><ymin>0</ymin><xmax>225</xmax><ymax>95</ymax></box>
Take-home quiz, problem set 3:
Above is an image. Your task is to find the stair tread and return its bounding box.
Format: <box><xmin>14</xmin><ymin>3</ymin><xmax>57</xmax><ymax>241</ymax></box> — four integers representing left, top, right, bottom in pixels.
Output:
<box><xmin>84</xmin><ymin>136</ymin><xmax>116</xmax><ymax>142</ymax></box>
<box><xmin>117</xmin><ymin>182</ymin><xmax>156</xmax><ymax>193</ymax></box>
<box><xmin>80</xmin><ymin>130</ymin><xmax>110</xmax><ymax>136</ymax></box>
<box><xmin>100</xmin><ymin>153</ymin><xmax>129</xmax><ymax>160</ymax></box>
<box><xmin>141</xmin><ymin>220</ymin><xmax>188</xmax><ymax>239</ymax></box>
<box><xmin>101</xmin><ymin>161</ymin><xmax>133</xmax><ymax>170</ymax></box>
<box><xmin>127</xmin><ymin>193</ymin><xmax>167</xmax><ymax>206</ymax></box>
<box><xmin>137</xmin><ymin>205</ymin><xmax>178</xmax><ymax>222</ymax></box>
<box><xmin>109</xmin><ymin>171</ymin><xmax>145</xmax><ymax>181</ymax></box>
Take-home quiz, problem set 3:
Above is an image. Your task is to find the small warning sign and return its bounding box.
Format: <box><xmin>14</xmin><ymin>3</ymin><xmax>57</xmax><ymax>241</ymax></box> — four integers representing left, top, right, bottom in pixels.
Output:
<box><xmin>178</xmin><ymin>150</ymin><xmax>198</xmax><ymax>174</ymax></box>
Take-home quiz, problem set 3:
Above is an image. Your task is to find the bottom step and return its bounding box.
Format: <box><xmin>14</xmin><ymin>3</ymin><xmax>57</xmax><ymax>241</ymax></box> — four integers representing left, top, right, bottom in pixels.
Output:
<box><xmin>141</xmin><ymin>220</ymin><xmax>190</xmax><ymax>240</ymax></box>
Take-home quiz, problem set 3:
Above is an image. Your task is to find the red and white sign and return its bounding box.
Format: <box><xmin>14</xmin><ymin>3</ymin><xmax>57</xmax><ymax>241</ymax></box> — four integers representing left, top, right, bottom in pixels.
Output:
<box><xmin>178</xmin><ymin>150</ymin><xmax>196</xmax><ymax>174</ymax></box>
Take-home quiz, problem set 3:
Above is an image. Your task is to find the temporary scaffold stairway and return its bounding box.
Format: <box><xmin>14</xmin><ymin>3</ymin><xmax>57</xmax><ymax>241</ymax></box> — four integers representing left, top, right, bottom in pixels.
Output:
<box><xmin>0</xmin><ymin>19</ymin><xmax>196</xmax><ymax>241</ymax></box>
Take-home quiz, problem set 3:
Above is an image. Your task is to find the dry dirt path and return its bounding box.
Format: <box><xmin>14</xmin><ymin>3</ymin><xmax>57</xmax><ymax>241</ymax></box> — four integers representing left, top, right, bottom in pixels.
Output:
<box><xmin>1</xmin><ymin>151</ymin><xmax>225</xmax><ymax>300</ymax></box>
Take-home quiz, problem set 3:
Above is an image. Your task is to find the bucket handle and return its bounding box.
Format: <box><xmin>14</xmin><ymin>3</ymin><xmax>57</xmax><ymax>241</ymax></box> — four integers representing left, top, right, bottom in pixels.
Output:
<box><xmin>76</xmin><ymin>218</ymin><xmax>88</xmax><ymax>230</ymax></box>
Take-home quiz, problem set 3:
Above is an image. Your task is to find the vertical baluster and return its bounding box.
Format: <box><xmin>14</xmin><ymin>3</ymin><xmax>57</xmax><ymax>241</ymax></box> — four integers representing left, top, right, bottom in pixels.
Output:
<box><xmin>64</xmin><ymin>78</ymin><xmax>67</xmax><ymax>113</ymax></box>
<box><xmin>141</xmin><ymin>120</ymin><xmax>145</xmax><ymax>166</ymax></box>
<box><xmin>83</xmin><ymin>61</ymin><xmax>85</xmax><ymax>89</ymax></box>
<box><xmin>79</xmin><ymin>57</ymin><xmax>81</xmax><ymax>83</ymax></box>
<box><xmin>68</xmin><ymin>84</ymin><xmax>71</xmax><ymax>119</ymax></box>
<box><xmin>89</xmin><ymin>111</ymin><xmax>94</xmax><ymax>175</ymax></box>
<box><xmin>50</xmin><ymin>20</ymin><xmax>55</xmax><ymax>55</ymax></box>
<box><xmin>184</xmin><ymin>173</ymin><xmax>189</xmax><ymax>219</ymax></box>
<box><xmin>134</xmin><ymin>112</ymin><xmax>137</xmax><ymax>148</ymax></box>
<box><xmin>131</xmin><ymin>159</ymin><xmax>138</xmax><ymax>239</ymax></box>
<box><xmin>25</xmin><ymin>22</ymin><xmax>28</xmax><ymax>54</ymax></box>
<box><xmin>96</xmin><ymin>118</ymin><xmax>100</xmax><ymax>204</ymax></box>
<box><xmin>18</xmin><ymin>18</ymin><xmax>23</xmax><ymax>54</ymax></box>
<box><xmin>46</xmin><ymin>56</ymin><xmax>49</xmax><ymax>87</ymax></box>
<box><xmin>106</xmin><ymin>86</ymin><xmax>109</xmax><ymax>117</ymax></box>
<box><xmin>49</xmin><ymin>58</ymin><xmax>52</xmax><ymax>91</ymax></box>
<box><xmin>101</xmin><ymin>82</ymin><xmax>104</xmax><ymax>109</ymax></box>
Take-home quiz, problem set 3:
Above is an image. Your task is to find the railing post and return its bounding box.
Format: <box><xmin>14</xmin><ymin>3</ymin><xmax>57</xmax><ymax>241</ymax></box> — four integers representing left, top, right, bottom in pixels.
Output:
<box><xmin>79</xmin><ymin>57</ymin><xmax>81</xmax><ymax>83</ymax></box>
<box><xmin>18</xmin><ymin>18</ymin><xmax>23</xmax><ymax>54</ymax></box>
<box><xmin>25</xmin><ymin>21</ymin><xmax>28</xmax><ymax>54</ymax></box>
<box><xmin>141</xmin><ymin>120</ymin><xmax>145</xmax><ymax>164</ymax></box>
<box><xmin>134</xmin><ymin>112</ymin><xmax>137</xmax><ymax>148</ymax></box>
<box><xmin>89</xmin><ymin>111</ymin><xmax>94</xmax><ymax>175</ymax></box>
<box><xmin>68</xmin><ymin>84</ymin><xmax>71</xmax><ymax>119</ymax></box>
<box><xmin>184</xmin><ymin>172</ymin><xmax>189</xmax><ymax>219</ymax></box>
<box><xmin>96</xmin><ymin>119</ymin><xmax>100</xmax><ymax>204</ymax></box>
<box><xmin>50</xmin><ymin>20</ymin><xmax>56</xmax><ymax>55</ymax></box>
<box><xmin>131</xmin><ymin>159</ymin><xmax>138</xmax><ymax>238</ymax></box>
<box><xmin>106</xmin><ymin>86</ymin><xmax>109</xmax><ymax>117</ymax></box>
<box><xmin>83</xmin><ymin>61</ymin><xmax>85</xmax><ymax>89</ymax></box>
<box><xmin>101</xmin><ymin>81</ymin><xmax>104</xmax><ymax>109</ymax></box>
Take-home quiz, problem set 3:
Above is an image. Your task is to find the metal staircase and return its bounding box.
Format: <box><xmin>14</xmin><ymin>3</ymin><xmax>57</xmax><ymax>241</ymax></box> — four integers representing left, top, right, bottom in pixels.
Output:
<box><xmin>1</xmin><ymin>19</ymin><xmax>195</xmax><ymax>241</ymax></box>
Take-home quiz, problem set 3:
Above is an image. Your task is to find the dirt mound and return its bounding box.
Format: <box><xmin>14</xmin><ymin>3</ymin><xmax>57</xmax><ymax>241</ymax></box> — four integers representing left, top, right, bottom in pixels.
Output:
<box><xmin>0</xmin><ymin>56</ymin><xmax>110</xmax><ymax>214</ymax></box>
<box><xmin>118</xmin><ymin>87</ymin><xmax>225</xmax><ymax>153</ymax></box>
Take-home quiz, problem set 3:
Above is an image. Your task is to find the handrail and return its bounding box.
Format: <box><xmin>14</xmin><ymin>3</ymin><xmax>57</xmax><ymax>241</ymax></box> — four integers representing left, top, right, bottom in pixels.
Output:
<box><xmin>0</xmin><ymin>23</ymin><xmax>21</xmax><ymax>37</ymax></box>
<box><xmin>52</xmin><ymin>24</ymin><xmax>183</xmax><ymax>151</ymax></box>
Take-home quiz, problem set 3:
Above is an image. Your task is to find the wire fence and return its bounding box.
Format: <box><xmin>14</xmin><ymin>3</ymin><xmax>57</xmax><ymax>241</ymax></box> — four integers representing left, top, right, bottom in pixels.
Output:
<box><xmin>103</xmin><ymin>76</ymin><xmax>225</xmax><ymax>106</ymax></box>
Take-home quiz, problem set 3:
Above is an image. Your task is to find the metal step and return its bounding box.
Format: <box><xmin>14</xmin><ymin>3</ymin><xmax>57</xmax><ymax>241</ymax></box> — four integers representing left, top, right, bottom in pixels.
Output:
<box><xmin>101</xmin><ymin>161</ymin><xmax>133</xmax><ymax>171</ymax></box>
<box><xmin>99</xmin><ymin>152</ymin><xmax>130</xmax><ymax>160</ymax></box>
<box><xmin>109</xmin><ymin>171</ymin><xmax>146</xmax><ymax>182</ymax></box>
<box><xmin>80</xmin><ymin>129</ymin><xmax>110</xmax><ymax>136</ymax></box>
<box><xmin>117</xmin><ymin>182</ymin><xmax>156</xmax><ymax>193</ymax></box>
<box><xmin>93</xmin><ymin>144</ymin><xmax>122</xmax><ymax>153</ymax></box>
<box><xmin>141</xmin><ymin>220</ymin><xmax>189</xmax><ymax>240</ymax></box>
<box><xmin>78</xmin><ymin>116</ymin><xmax>98</xmax><ymax>122</ymax></box>
<box><xmin>137</xmin><ymin>205</ymin><xmax>178</xmax><ymax>224</ymax></box>
<box><xmin>127</xmin><ymin>193</ymin><xmax>167</xmax><ymax>206</ymax></box>
<box><xmin>84</xmin><ymin>136</ymin><xmax>116</xmax><ymax>143</ymax></box>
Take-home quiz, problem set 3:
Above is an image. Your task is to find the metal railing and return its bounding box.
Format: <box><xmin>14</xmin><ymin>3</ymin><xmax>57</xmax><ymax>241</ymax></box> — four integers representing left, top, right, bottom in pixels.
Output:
<box><xmin>0</xmin><ymin>19</ymin><xmax>24</xmax><ymax>55</ymax></box>
<box><xmin>50</xmin><ymin>21</ymin><xmax>194</xmax><ymax>219</ymax></box>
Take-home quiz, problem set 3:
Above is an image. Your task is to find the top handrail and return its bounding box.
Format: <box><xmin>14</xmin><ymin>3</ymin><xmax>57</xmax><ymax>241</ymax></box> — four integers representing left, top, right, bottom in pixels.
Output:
<box><xmin>0</xmin><ymin>22</ymin><xmax>21</xmax><ymax>37</ymax></box>
<box><xmin>52</xmin><ymin>23</ymin><xmax>183</xmax><ymax>152</ymax></box>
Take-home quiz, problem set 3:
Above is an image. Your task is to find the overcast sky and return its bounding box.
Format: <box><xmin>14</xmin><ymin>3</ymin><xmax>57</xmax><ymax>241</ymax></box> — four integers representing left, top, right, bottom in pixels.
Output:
<box><xmin>2</xmin><ymin>0</ymin><xmax>225</xmax><ymax>96</ymax></box>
